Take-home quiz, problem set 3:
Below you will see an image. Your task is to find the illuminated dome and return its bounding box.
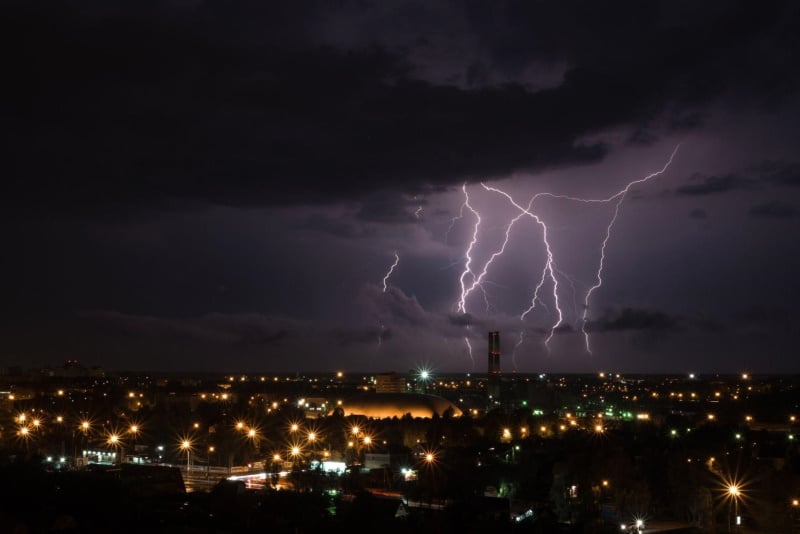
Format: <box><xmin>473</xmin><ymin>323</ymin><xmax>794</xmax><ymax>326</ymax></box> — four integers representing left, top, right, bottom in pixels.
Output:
<box><xmin>339</xmin><ymin>393</ymin><xmax>462</xmax><ymax>419</ymax></box>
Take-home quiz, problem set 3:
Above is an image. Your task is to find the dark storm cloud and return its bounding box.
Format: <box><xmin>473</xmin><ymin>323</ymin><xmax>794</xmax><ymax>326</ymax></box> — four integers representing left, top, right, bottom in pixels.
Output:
<box><xmin>448</xmin><ymin>313</ymin><xmax>479</xmax><ymax>327</ymax></box>
<box><xmin>748</xmin><ymin>201</ymin><xmax>797</xmax><ymax>219</ymax></box>
<box><xmin>82</xmin><ymin>310</ymin><xmax>295</xmax><ymax>347</ymax></box>
<box><xmin>586</xmin><ymin>308</ymin><xmax>680</xmax><ymax>333</ymax></box>
<box><xmin>751</xmin><ymin>160</ymin><xmax>800</xmax><ymax>187</ymax></box>
<box><xmin>5</xmin><ymin>1</ymin><xmax>800</xmax><ymax>215</ymax></box>
<box><xmin>296</xmin><ymin>214</ymin><xmax>371</xmax><ymax>239</ymax></box>
<box><xmin>735</xmin><ymin>305</ymin><xmax>795</xmax><ymax>330</ymax></box>
<box><xmin>688</xmin><ymin>208</ymin><xmax>707</xmax><ymax>219</ymax></box>
<box><xmin>355</xmin><ymin>193</ymin><xmax>423</xmax><ymax>224</ymax></box>
<box><xmin>675</xmin><ymin>173</ymin><xmax>749</xmax><ymax>196</ymax></box>
<box><xmin>330</xmin><ymin>326</ymin><xmax>384</xmax><ymax>347</ymax></box>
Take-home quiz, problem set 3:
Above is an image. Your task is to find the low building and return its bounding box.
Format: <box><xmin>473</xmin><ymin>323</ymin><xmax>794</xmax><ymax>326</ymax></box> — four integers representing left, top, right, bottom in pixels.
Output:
<box><xmin>338</xmin><ymin>392</ymin><xmax>462</xmax><ymax>419</ymax></box>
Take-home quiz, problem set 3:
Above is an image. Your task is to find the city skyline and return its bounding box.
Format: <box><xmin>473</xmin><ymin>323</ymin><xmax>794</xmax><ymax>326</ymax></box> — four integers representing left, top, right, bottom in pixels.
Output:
<box><xmin>3</xmin><ymin>1</ymin><xmax>800</xmax><ymax>373</ymax></box>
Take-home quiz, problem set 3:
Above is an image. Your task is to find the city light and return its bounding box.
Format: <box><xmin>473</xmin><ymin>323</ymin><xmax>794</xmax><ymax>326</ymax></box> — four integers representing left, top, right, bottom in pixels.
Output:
<box><xmin>180</xmin><ymin>438</ymin><xmax>192</xmax><ymax>471</ymax></box>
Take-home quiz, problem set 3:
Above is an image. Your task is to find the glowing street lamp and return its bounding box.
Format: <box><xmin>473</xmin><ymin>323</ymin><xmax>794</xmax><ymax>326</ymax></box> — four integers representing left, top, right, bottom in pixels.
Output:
<box><xmin>726</xmin><ymin>483</ymin><xmax>741</xmax><ymax>532</ymax></box>
<box><xmin>289</xmin><ymin>444</ymin><xmax>303</xmax><ymax>466</ymax></box>
<box><xmin>129</xmin><ymin>424</ymin><xmax>139</xmax><ymax>438</ymax></box>
<box><xmin>181</xmin><ymin>439</ymin><xmax>192</xmax><ymax>472</ymax></box>
<box><xmin>107</xmin><ymin>433</ymin><xmax>123</xmax><ymax>463</ymax></box>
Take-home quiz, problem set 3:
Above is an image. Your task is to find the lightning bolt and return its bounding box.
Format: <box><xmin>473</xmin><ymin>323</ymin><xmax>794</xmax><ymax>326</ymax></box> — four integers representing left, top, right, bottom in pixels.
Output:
<box><xmin>482</xmin><ymin>184</ymin><xmax>564</xmax><ymax>347</ymax></box>
<box><xmin>414</xmin><ymin>206</ymin><xmax>423</xmax><ymax>218</ymax></box>
<box><xmin>457</xmin><ymin>205</ymin><xmax>528</xmax><ymax>314</ymax></box>
<box><xmin>455</xmin><ymin>184</ymin><xmax>482</xmax><ymax>314</ymax></box>
<box><xmin>511</xmin><ymin>331</ymin><xmax>525</xmax><ymax>371</ymax></box>
<box><xmin>382</xmin><ymin>251</ymin><xmax>400</xmax><ymax>293</ymax></box>
<box><xmin>444</xmin><ymin>146</ymin><xmax>680</xmax><ymax>365</ymax></box>
<box><xmin>443</xmin><ymin>198</ymin><xmax>467</xmax><ymax>245</ymax></box>
<box><xmin>581</xmin><ymin>145</ymin><xmax>680</xmax><ymax>353</ymax></box>
<box><xmin>464</xmin><ymin>336</ymin><xmax>474</xmax><ymax>370</ymax></box>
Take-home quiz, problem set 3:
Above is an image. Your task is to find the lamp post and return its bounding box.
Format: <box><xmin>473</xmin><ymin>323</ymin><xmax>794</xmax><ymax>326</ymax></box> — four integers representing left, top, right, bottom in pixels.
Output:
<box><xmin>107</xmin><ymin>433</ymin><xmax>121</xmax><ymax>464</ymax></box>
<box><xmin>727</xmin><ymin>484</ymin><xmax>740</xmax><ymax>532</ymax></box>
<box><xmin>78</xmin><ymin>421</ymin><xmax>91</xmax><ymax>464</ymax></box>
<box><xmin>181</xmin><ymin>440</ymin><xmax>192</xmax><ymax>472</ymax></box>
<box><xmin>127</xmin><ymin>424</ymin><xmax>140</xmax><ymax>464</ymax></box>
<box><xmin>272</xmin><ymin>453</ymin><xmax>282</xmax><ymax>488</ymax></box>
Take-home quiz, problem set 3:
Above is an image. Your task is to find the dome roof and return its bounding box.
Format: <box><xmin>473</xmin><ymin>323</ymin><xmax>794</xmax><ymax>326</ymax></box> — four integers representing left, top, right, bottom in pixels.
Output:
<box><xmin>340</xmin><ymin>392</ymin><xmax>462</xmax><ymax>419</ymax></box>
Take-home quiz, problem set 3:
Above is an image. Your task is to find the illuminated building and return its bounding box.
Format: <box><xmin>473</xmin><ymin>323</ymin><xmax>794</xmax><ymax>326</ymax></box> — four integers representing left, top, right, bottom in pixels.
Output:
<box><xmin>337</xmin><ymin>392</ymin><xmax>462</xmax><ymax>419</ymax></box>
<box><xmin>488</xmin><ymin>331</ymin><xmax>501</xmax><ymax>402</ymax></box>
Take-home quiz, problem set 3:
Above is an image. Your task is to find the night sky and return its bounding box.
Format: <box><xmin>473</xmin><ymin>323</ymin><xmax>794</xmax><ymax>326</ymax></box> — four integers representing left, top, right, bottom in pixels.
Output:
<box><xmin>4</xmin><ymin>1</ymin><xmax>800</xmax><ymax>374</ymax></box>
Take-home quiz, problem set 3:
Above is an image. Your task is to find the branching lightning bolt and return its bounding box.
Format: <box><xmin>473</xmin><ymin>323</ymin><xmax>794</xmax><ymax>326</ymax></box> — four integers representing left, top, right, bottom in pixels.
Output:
<box><xmin>445</xmin><ymin>145</ymin><xmax>680</xmax><ymax>361</ymax></box>
<box><xmin>455</xmin><ymin>184</ymin><xmax>482</xmax><ymax>314</ymax></box>
<box><xmin>581</xmin><ymin>145</ymin><xmax>680</xmax><ymax>354</ymax></box>
<box><xmin>482</xmin><ymin>184</ymin><xmax>564</xmax><ymax>347</ymax></box>
<box><xmin>382</xmin><ymin>251</ymin><xmax>400</xmax><ymax>293</ymax></box>
<box><xmin>444</xmin><ymin>199</ymin><xmax>467</xmax><ymax>245</ymax></box>
<box><xmin>458</xmin><ymin>205</ymin><xmax>528</xmax><ymax>314</ymax></box>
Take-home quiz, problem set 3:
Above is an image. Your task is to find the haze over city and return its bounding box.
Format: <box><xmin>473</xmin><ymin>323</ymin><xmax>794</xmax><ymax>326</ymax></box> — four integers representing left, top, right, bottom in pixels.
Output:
<box><xmin>4</xmin><ymin>1</ymin><xmax>800</xmax><ymax>373</ymax></box>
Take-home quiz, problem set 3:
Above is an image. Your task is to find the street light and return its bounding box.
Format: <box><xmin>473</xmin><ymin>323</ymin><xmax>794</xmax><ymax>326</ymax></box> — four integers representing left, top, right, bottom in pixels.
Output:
<box><xmin>107</xmin><ymin>433</ymin><xmax>122</xmax><ymax>464</ymax></box>
<box><xmin>289</xmin><ymin>444</ymin><xmax>303</xmax><ymax>468</ymax></box>
<box><xmin>727</xmin><ymin>484</ymin><xmax>741</xmax><ymax>532</ymax></box>
<box><xmin>128</xmin><ymin>424</ymin><xmax>140</xmax><ymax>463</ymax></box>
<box><xmin>181</xmin><ymin>439</ymin><xmax>192</xmax><ymax>472</ymax></box>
